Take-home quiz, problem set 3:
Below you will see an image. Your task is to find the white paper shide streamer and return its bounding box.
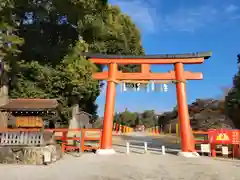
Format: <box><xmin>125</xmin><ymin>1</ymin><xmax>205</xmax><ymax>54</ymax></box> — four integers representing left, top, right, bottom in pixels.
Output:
<box><xmin>120</xmin><ymin>81</ymin><xmax>169</xmax><ymax>92</ymax></box>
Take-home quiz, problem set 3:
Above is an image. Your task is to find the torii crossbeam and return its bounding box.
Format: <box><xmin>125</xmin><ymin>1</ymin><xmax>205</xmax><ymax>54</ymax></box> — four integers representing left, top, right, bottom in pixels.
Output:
<box><xmin>87</xmin><ymin>52</ymin><xmax>212</xmax><ymax>156</ymax></box>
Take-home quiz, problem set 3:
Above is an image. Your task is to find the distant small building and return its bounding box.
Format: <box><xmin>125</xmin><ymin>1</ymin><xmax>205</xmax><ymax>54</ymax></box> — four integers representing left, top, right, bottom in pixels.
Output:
<box><xmin>135</xmin><ymin>125</ymin><xmax>145</xmax><ymax>132</ymax></box>
<box><xmin>0</xmin><ymin>99</ymin><xmax>59</xmax><ymax>128</ymax></box>
<box><xmin>76</xmin><ymin>111</ymin><xmax>93</xmax><ymax>128</ymax></box>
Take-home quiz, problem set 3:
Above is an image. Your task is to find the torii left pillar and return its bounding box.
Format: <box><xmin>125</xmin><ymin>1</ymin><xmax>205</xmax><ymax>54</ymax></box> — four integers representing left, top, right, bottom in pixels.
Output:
<box><xmin>96</xmin><ymin>63</ymin><xmax>118</xmax><ymax>155</ymax></box>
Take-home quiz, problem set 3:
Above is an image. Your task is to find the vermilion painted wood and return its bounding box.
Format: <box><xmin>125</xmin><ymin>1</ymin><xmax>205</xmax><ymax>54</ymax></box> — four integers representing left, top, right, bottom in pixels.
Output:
<box><xmin>0</xmin><ymin>128</ymin><xmax>101</xmax><ymax>152</ymax></box>
<box><xmin>90</xmin><ymin>58</ymin><xmax>205</xmax><ymax>64</ymax></box>
<box><xmin>93</xmin><ymin>71</ymin><xmax>203</xmax><ymax>80</ymax></box>
<box><xmin>89</xmin><ymin>54</ymin><xmax>211</xmax><ymax>152</ymax></box>
<box><xmin>100</xmin><ymin>63</ymin><xmax>117</xmax><ymax>149</ymax></box>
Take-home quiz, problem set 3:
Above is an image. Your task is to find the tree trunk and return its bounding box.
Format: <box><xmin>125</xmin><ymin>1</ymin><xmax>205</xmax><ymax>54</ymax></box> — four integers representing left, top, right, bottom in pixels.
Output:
<box><xmin>0</xmin><ymin>84</ymin><xmax>8</xmax><ymax>128</ymax></box>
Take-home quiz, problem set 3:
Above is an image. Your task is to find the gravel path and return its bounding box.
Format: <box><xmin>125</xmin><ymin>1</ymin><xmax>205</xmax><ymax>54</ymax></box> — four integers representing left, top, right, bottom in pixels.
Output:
<box><xmin>0</xmin><ymin>153</ymin><xmax>239</xmax><ymax>180</ymax></box>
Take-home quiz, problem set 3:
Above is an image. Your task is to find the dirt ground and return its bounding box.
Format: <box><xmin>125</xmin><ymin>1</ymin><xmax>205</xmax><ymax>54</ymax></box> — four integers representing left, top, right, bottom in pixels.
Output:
<box><xmin>0</xmin><ymin>152</ymin><xmax>239</xmax><ymax>180</ymax></box>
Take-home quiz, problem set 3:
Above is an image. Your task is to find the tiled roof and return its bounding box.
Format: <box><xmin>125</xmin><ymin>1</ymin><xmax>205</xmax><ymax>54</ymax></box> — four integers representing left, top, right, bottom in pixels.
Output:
<box><xmin>84</xmin><ymin>51</ymin><xmax>212</xmax><ymax>60</ymax></box>
<box><xmin>0</xmin><ymin>99</ymin><xmax>58</xmax><ymax>111</ymax></box>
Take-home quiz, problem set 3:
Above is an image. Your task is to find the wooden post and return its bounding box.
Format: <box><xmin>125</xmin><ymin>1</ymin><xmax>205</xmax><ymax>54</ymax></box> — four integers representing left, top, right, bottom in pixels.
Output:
<box><xmin>211</xmin><ymin>144</ymin><xmax>216</xmax><ymax>157</ymax></box>
<box><xmin>141</xmin><ymin>64</ymin><xmax>150</xmax><ymax>73</ymax></box>
<box><xmin>174</xmin><ymin>62</ymin><xmax>194</xmax><ymax>152</ymax></box>
<box><xmin>100</xmin><ymin>63</ymin><xmax>117</xmax><ymax>150</ymax></box>
<box><xmin>61</xmin><ymin>131</ymin><xmax>67</xmax><ymax>153</ymax></box>
<box><xmin>233</xmin><ymin>144</ymin><xmax>239</xmax><ymax>158</ymax></box>
<box><xmin>176</xmin><ymin>123</ymin><xmax>179</xmax><ymax>137</ymax></box>
<box><xmin>81</xmin><ymin>129</ymin><xmax>85</xmax><ymax>152</ymax></box>
<box><xmin>116</xmin><ymin>123</ymin><xmax>119</xmax><ymax>134</ymax></box>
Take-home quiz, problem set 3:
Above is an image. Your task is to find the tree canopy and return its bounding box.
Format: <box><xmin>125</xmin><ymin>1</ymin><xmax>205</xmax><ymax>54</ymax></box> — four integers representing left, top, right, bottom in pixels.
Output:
<box><xmin>111</xmin><ymin>98</ymin><xmax>234</xmax><ymax>132</ymax></box>
<box><xmin>225</xmin><ymin>54</ymin><xmax>240</xmax><ymax>129</ymax></box>
<box><xmin>113</xmin><ymin>109</ymin><xmax>159</xmax><ymax>128</ymax></box>
<box><xmin>3</xmin><ymin>0</ymin><xmax>237</xmax><ymax>131</ymax></box>
<box><xmin>1</xmin><ymin>0</ymin><xmax>144</xmax><ymax>124</ymax></box>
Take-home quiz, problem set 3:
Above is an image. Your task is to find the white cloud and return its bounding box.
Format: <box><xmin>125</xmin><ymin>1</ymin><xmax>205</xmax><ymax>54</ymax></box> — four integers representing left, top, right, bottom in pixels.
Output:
<box><xmin>109</xmin><ymin>0</ymin><xmax>240</xmax><ymax>33</ymax></box>
<box><xmin>161</xmin><ymin>6</ymin><xmax>218</xmax><ymax>32</ymax></box>
<box><xmin>225</xmin><ymin>4</ymin><xmax>238</xmax><ymax>13</ymax></box>
<box><xmin>109</xmin><ymin>0</ymin><xmax>158</xmax><ymax>34</ymax></box>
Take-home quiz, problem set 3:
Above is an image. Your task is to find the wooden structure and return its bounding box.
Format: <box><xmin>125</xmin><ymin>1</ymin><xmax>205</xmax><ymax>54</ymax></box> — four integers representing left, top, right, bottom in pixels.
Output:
<box><xmin>88</xmin><ymin>52</ymin><xmax>212</xmax><ymax>155</ymax></box>
<box><xmin>76</xmin><ymin>111</ymin><xmax>93</xmax><ymax>128</ymax></box>
<box><xmin>0</xmin><ymin>99</ymin><xmax>59</xmax><ymax>128</ymax></box>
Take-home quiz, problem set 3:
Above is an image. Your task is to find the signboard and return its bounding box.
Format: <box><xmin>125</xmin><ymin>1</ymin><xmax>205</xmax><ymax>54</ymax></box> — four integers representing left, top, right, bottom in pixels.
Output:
<box><xmin>43</xmin><ymin>151</ymin><xmax>51</xmax><ymax>163</ymax></box>
<box><xmin>231</xmin><ymin>130</ymin><xmax>240</xmax><ymax>144</ymax></box>
<box><xmin>222</xmin><ymin>146</ymin><xmax>229</xmax><ymax>155</ymax></box>
<box><xmin>216</xmin><ymin>133</ymin><xmax>229</xmax><ymax>141</ymax></box>
<box><xmin>16</xmin><ymin>116</ymin><xmax>43</xmax><ymax>128</ymax></box>
<box><xmin>200</xmin><ymin>144</ymin><xmax>210</xmax><ymax>153</ymax></box>
<box><xmin>208</xmin><ymin>129</ymin><xmax>233</xmax><ymax>144</ymax></box>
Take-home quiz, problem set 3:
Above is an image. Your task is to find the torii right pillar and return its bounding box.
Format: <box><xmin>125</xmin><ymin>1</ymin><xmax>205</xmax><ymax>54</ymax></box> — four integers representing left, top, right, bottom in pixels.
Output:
<box><xmin>175</xmin><ymin>62</ymin><xmax>199</xmax><ymax>157</ymax></box>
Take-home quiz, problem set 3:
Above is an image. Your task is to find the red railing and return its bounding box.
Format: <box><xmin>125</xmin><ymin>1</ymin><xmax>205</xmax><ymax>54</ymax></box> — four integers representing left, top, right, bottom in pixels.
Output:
<box><xmin>1</xmin><ymin>128</ymin><xmax>239</xmax><ymax>158</ymax></box>
<box><xmin>112</xmin><ymin>123</ymin><xmax>133</xmax><ymax>134</ymax></box>
<box><xmin>0</xmin><ymin>128</ymin><xmax>102</xmax><ymax>153</ymax></box>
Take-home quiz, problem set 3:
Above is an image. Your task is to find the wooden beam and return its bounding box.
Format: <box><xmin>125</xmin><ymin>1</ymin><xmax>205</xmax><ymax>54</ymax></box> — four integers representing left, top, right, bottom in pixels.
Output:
<box><xmin>93</xmin><ymin>71</ymin><xmax>203</xmax><ymax>80</ymax></box>
<box><xmin>141</xmin><ymin>64</ymin><xmax>150</xmax><ymax>73</ymax></box>
<box><xmin>116</xmin><ymin>80</ymin><xmax>173</xmax><ymax>84</ymax></box>
<box><xmin>90</xmin><ymin>58</ymin><xmax>204</xmax><ymax>65</ymax></box>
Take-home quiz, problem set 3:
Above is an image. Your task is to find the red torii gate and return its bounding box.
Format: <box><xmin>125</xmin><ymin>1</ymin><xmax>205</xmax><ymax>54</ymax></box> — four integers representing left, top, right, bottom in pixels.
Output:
<box><xmin>88</xmin><ymin>52</ymin><xmax>211</xmax><ymax>156</ymax></box>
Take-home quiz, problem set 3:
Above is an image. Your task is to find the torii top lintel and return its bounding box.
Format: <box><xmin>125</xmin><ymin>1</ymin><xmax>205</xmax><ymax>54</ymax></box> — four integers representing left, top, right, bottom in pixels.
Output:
<box><xmin>87</xmin><ymin>52</ymin><xmax>212</xmax><ymax>64</ymax></box>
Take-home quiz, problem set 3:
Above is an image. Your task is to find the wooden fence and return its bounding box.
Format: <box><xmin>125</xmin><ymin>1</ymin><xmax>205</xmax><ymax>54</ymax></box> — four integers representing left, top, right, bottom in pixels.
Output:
<box><xmin>0</xmin><ymin>128</ymin><xmax>102</xmax><ymax>153</ymax></box>
<box><xmin>0</xmin><ymin>127</ymin><xmax>239</xmax><ymax>158</ymax></box>
<box><xmin>0</xmin><ymin>132</ymin><xmax>43</xmax><ymax>145</ymax></box>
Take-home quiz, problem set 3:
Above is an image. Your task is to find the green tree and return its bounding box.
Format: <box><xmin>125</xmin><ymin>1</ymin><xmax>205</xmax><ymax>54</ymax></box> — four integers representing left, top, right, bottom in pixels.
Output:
<box><xmin>115</xmin><ymin>109</ymin><xmax>157</xmax><ymax>128</ymax></box>
<box><xmin>0</xmin><ymin>0</ymin><xmax>23</xmax><ymax>58</ymax></box>
<box><xmin>225</xmin><ymin>54</ymin><xmax>240</xmax><ymax>128</ymax></box>
<box><xmin>9</xmin><ymin>40</ymin><xmax>99</xmax><ymax>122</ymax></box>
<box><xmin>0</xmin><ymin>0</ymin><xmax>24</xmax><ymax>126</ymax></box>
<box><xmin>118</xmin><ymin>109</ymin><xmax>137</xmax><ymax>127</ymax></box>
<box><xmin>141</xmin><ymin>110</ymin><xmax>156</xmax><ymax>128</ymax></box>
<box><xmin>2</xmin><ymin>0</ymin><xmax>144</xmax><ymax>125</ymax></box>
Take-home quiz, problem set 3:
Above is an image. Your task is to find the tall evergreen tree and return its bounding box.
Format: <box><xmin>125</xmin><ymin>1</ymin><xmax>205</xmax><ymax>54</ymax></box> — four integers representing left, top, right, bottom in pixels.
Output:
<box><xmin>225</xmin><ymin>54</ymin><xmax>240</xmax><ymax>128</ymax></box>
<box><xmin>1</xmin><ymin>0</ymin><xmax>144</xmax><ymax>124</ymax></box>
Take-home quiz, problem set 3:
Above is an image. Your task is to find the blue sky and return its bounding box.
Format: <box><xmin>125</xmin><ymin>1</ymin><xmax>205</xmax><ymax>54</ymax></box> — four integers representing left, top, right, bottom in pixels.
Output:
<box><xmin>96</xmin><ymin>0</ymin><xmax>240</xmax><ymax>116</ymax></box>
